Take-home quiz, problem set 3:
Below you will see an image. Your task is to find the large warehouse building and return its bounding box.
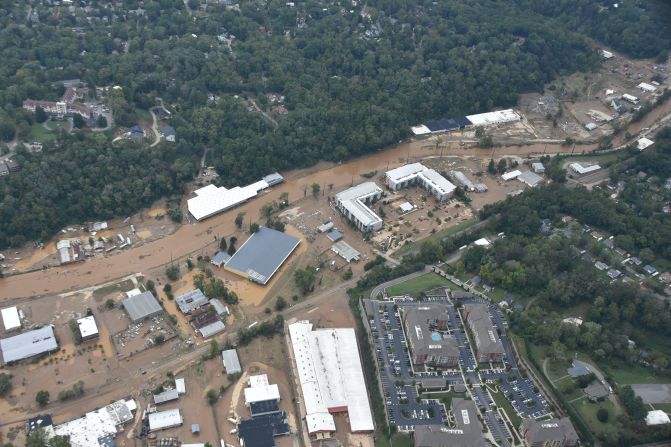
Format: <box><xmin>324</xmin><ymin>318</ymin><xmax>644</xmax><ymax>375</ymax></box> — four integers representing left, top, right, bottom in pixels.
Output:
<box><xmin>187</xmin><ymin>173</ymin><xmax>284</xmax><ymax>221</ymax></box>
<box><xmin>411</xmin><ymin>109</ymin><xmax>521</xmax><ymax>135</ymax></box>
<box><xmin>288</xmin><ymin>321</ymin><xmax>374</xmax><ymax>435</ymax></box>
<box><xmin>386</xmin><ymin>163</ymin><xmax>456</xmax><ymax>201</ymax></box>
<box><xmin>334</xmin><ymin>182</ymin><xmax>384</xmax><ymax>232</ymax></box>
<box><xmin>122</xmin><ymin>291</ymin><xmax>164</xmax><ymax>323</ymax></box>
<box><xmin>0</xmin><ymin>325</ymin><xmax>59</xmax><ymax>364</ymax></box>
<box><xmin>225</xmin><ymin>227</ymin><xmax>301</xmax><ymax>285</ymax></box>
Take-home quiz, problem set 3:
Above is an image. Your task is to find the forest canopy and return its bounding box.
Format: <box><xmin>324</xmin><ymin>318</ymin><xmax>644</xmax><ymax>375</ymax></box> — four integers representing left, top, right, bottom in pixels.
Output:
<box><xmin>0</xmin><ymin>0</ymin><xmax>669</xmax><ymax>246</ymax></box>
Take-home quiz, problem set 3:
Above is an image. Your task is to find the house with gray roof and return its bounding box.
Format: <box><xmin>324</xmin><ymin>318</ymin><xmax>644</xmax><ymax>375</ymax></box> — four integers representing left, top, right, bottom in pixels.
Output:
<box><xmin>463</xmin><ymin>304</ymin><xmax>504</xmax><ymax>363</ymax></box>
<box><xmin>519</xmin><ymin>417</ymin><xmax>579</xmax><ymax>447</ymax></box>
<box><xmin>403</xmin><ymin>304</ymin><xmax>459</xmax><ymax>368</ymax></box>
<box><xmin>414</xmin><ymin>399</ymin><xmax>486</xmax><ymax>446</ymax></box>
<box><xmin>122</xmin><ymin>291</ymin><xmax>163</xmax><ymax>323</ymax></box>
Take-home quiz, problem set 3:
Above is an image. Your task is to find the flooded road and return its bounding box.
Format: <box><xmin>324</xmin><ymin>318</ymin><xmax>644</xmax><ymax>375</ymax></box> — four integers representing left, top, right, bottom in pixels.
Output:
<box><xmin>0</xmin><ymin>138</ymin><xmax>606</xmax><ymax>301</ymax></box>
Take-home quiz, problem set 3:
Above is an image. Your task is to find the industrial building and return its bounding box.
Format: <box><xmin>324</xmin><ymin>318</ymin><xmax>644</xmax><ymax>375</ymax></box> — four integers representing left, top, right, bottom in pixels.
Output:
<box><xmin>451</xmin><ymin>171</ymin><xmax>475</xmax><ymax>191</ymax></box>
<box><xmin>568</xmin><ymin>162</ymin><xmax>601</xmax><ymax>176</ymax></box>
<box><xmin>288</xmin><ymin>321</ymin><xmax>374</xmax><ymax>434</ymax></box>
<box><xmin>148</xmin><ymin>409</ymin><xmax>183</xmax><ymax>432</ymax></box>
<box><xmin>414</xmin><ymin>399</ymin><xmax>486</xmax><ymax>447</ymax></box>
<box><xmin>222</xmin><ymin>349</ymin><xmax>242</xmax><ymax>374</ymax></box>
<box><xmin>638</xmin><ymin>82</ymin><xmax>657</xmax><ymax>93</ymax></box>
<box><xmin>76</xmin><ymin>315</ymin><xmax>99</xmax><ymax>342</ymax></box>
<box><xmin>501</xmin><ymin>170</ymin><xmax>522</xmax><ymax>181</ymax></box>
<box><xmin>224</xmin><ymin>227</ymin><xmax>301</xmax><ymax>285</ymax></box>
<box><xmin>637</xmin><ymin>137</ymin><xmax>654</xmax><ymax>151</ymax></box>
<box><xmin>385</xmin><ymin>163</ymin><xmax>456</xmax><ymax>201</ymax></box>
<box><xmin>41</xmin><ymin>399</ymin><xmax>137</xmax><ymax>447</ymax></box>
<box><xmin>187</xmin><ymin>173</ymin><xmax>284</xmax><ymax>221</ymax></box>
<box><xmin>532</xmin><ymin>162</ymin><xmax>545</xmax><ymax>174</ymax></box>
<box><xmin>1</xmin><ymin>306</ymin><xmax>21</xmax><ymax>331</ymax></box>
<box><xmin>410</xmin><ymin>109</ymin><xmax>520</xmax><ymax>135</ymax></box>
<box><xmin>622</xmin><ymin>93</ymin><xmax>640</xmax><ymax>105</ymax></box>
<box><xmin>153</xmin><ymin>389</ymin><xmax>179</xmax><ymax>405</ymax></box>
<box><xmin>175</xmin><ymin>289</ymin><xmax>209</xmax><ymax>314</ymax></box>
<box><xmin>331</xmin><ymin>240</ymin><xmax>361</xmax><ymax>262</ymax></box>
<box><xmin>244</xmin><ymin>374</ymin><xmax>281</xmax><ymax>417</ymax></box>
<box><xmin>238</xmin><ymin>412</ymin><xmax>290</xmax><ymax>447</ymax></box>
<box><xmin>334</xmin><ymin>182</ymin><xmax>384</xmax><ymax>232</ymax></box>
<box><xmin>198</xmin><ymin>321</ymin><xmax>225</xmax><ymax>338</ymax></box>
<box><xmin>122</xmin><ymin>291</ymin><xmax>163</xmax><ymax>323</ymax></box>
<box><xmin>518</xmin><ymin>171</ymin><xmax>544</xmax><ymax>188</ymax></box>
<box><xmin>462</xmin><ymin>304</ymin><xmax>504</xmax><ymax>363</ymax></box>
<box><xmin>0</xmin><ymin>326</ymin><xmax>58</xmax><ymax>364</ymax></box>
<box><xmin>519</xmin><ymin>418</ymin><xmax>579</xmax><ymax>447</ymax></box>
<box><xmin>403</xmin><ymin>305</ymin><xmax>459</xmax><ymax>368</ymax></box>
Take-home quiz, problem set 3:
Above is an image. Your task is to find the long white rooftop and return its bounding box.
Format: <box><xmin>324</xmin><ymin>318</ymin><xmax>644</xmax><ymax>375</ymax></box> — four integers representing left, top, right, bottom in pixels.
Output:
<box><xmin>335</xmin><ymin>182</ymin><xmax>383</xmax><ymax>229</ymax></box>
<box><xmin>569</xmin><ymin>163</ymin><xmax>601</xmax><ymax>175</ymax></box>
<box><xmin>289</xmin><ymin>321</ymin><xmax>374</xmax><ymax>433</ymax></box>
<box><xmin>466</xmin><ymin>109</ymin><xmax>521</xmax><ymax>126</ymax></box>
<box><xmin>188</xmin><ymin>180</ymin><xmax>269</xmax><ymax>221</ymax></box>
<box><xmin>386</xmin><ymin>163</ymin><xmax>456</xmax><ymax>197</ymax></box>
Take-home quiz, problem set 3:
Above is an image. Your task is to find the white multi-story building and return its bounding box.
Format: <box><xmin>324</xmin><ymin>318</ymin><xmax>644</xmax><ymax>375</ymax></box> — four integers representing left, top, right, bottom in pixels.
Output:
<box><xmin>334</xmin><ymin>182</ymin><xmax>383</xmax><ymax>232</ymax></box>
<box><xmin>385</xmin><ymin>163</ymin><xmax>456</xmax><ymax>201</ymax></box>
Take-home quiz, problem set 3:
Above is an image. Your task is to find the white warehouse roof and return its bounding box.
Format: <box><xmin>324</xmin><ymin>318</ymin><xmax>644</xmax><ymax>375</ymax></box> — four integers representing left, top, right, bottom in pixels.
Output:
<box><xmin>569</xmin><ymin>163</ymin><xmax>601</xmax><ymax>175</ymax></box>
<box><xmin>52</xmin><ymin>399</ymin><xmax>136</xmax><ymax>447</ymax></box>
<box><xmin>501</xmin><ymin>170</ymin><xmax>522</xmax><ymax>181</ymax></box>
<box><xmin>148</xmin><ymin>409</ymin><xmax>183</xmax><ymax>432</ymax></box>
<box><xmin>638</xmin><ymin>82</ymin><xmax>657</xmax><ymax>92</ymax></box>
<box><xmin>1</xmin><ymin>306</ymin><xmax>21</xmax><ymax>331</ymax></box>
<box><xmin>289</xmin><ymin>321</ymin><xmax>374</xmax><ymax>433</ymax></box>
<box><xmin>466</xmin><ymin>109</ymin><xmax>520</xmax><ymax>126</ymax></box>
<box><xmin>76</xmin><ymin>315</ymin><xmax>99</xmax><ymax>339</ymax></box>
<box><xmin>637</xmin><ymin>137</ymin><xmax>654</xmax><ymax>151</ymax></box>
<box><xmin>386</xmin><ymin>162</ymin><xmax>427</xmax><ymax>183</ymax></box>
<box><xmin>244</xmin><ymin>384</ymin><xmax>280</xmax><ymax>404</ymax></box>
<box><xmin>411</xmin><ymin>125</ymin><xmax>431</xmax><ymax>135</ymax></box>
<box><xmin>187</xmin><ymin>178</ymin><xmax>270</xmax><ymax>221</ymax></box>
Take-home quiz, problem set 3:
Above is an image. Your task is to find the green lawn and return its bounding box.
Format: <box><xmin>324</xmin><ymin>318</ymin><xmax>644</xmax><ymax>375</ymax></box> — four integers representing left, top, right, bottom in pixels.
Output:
<box><xmin>386</xmin><ymin>273</ymin><xmax>453</xmax><ymax>297</ymax></box>
<box><xmin>491</xmin><ymin>387</ymin><xmax>523</xmax><ymax>427</ymax></box>
<box><xmin>546</xmin><ymin>359</ymin><xmax>571</xmax><ymax>383</ymax></box>
<box><xmin>651</xmin><ymin>403</ymin><xmax>671</xmax><ymax>413</ymax></box>
<box><xmin>573</xmin><ymin>398</ymin><xmax>620</xmax><ymax>438</ymax></box>
<box><xmin>602</xmin><ymin>364</ymin><xmax>671</xmax><ymax>385</ymax></box>
<box><xmin>136</xmin><ymin>108</ymin><xmax>151</xmax><ymax>121</ymax></box>
<box><xmin>92</xmin><ymin>279</ymin><xmax>136</xmax><ymax>301</ymax></box>
<box><xmin>30</xmin><ymin>123</ymin><xmax>57</xmax><ymax>143</ymax></box>
<box><xmin>393</xmin><ymin>219</ymin><xmax>478</xmax><ymax>259</ymax></box>
<box><xmin>562</xmin><ymin>152</ymin><xmax>629</xmax><ymax>166</ymax></box>
<box><xmin>47</xmin><ymin>120</ymin><xmax>67</xmax><ymax>131</ymax></box>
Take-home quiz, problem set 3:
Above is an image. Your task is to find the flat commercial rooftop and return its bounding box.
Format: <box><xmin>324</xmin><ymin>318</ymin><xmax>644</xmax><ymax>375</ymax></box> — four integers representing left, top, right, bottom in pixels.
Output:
<box><xmin>77</xmin><ymin>315</ymin><xmax>99</xmax><ymax>339</ymax></box>
<box><xmin>0</xmin><ymin>326</ymin><xmax>58</xmax><ymax>364</ymax></box>
<box><xmin>335</xmin><ymin>182</ymin><xmax>384</xmax><ymax>230</ymax></box>
<box><xmin>466</xmin><ymin>109</ymin><xmax>520</xmax><ymax>126</ymax></box>
<box><xmin>1</xmin><ymin>306</ymin><xmax>21</xmax><ymax>331</ymax></box>
<box><xmin>244</xmin><ymin>384</ymin><xmax>280</xmax><ymax>404</ymax></box>
<box><xmin>148</xmin><ymin>408</ymin><xmax>183</xmax><ymax>432</ymax></box>
<box><xmin>225</xmin><ymin>227</ymin><xmax>300</xmax><ymax>285</ymax></box>
<box><xmin>52</xmin><ymin>400</ymin><xmax>136</xmax><ymax>447</ymax></box>
<box><xmin>187</xmin><ymin>173</ymin><xmax>283</xmax><ymax>221</ymax></box>
<box><xmin>289</xmin><ymin>321</ymin><xmax>374</xmax><ymax>433</ymax></box>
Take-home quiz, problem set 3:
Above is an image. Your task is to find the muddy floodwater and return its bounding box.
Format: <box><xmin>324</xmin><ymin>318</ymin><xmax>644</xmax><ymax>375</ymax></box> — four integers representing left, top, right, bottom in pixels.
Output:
<box><xmin>0</xmin><ymin>137</ymin><xmax>608</xmax><ymax>301</ymax></box>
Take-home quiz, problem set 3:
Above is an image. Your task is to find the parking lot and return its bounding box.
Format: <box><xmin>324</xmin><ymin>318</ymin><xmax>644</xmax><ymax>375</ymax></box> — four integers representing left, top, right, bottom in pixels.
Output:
<box><xmin>369</xmin><ymin>301</ymin><xmax>447</xmax><ymax>429</ymax></box>
<box><xmin>365</xmin><ymin>282</ymin><xmax>552</xmax><ymax>443</ymax></box>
